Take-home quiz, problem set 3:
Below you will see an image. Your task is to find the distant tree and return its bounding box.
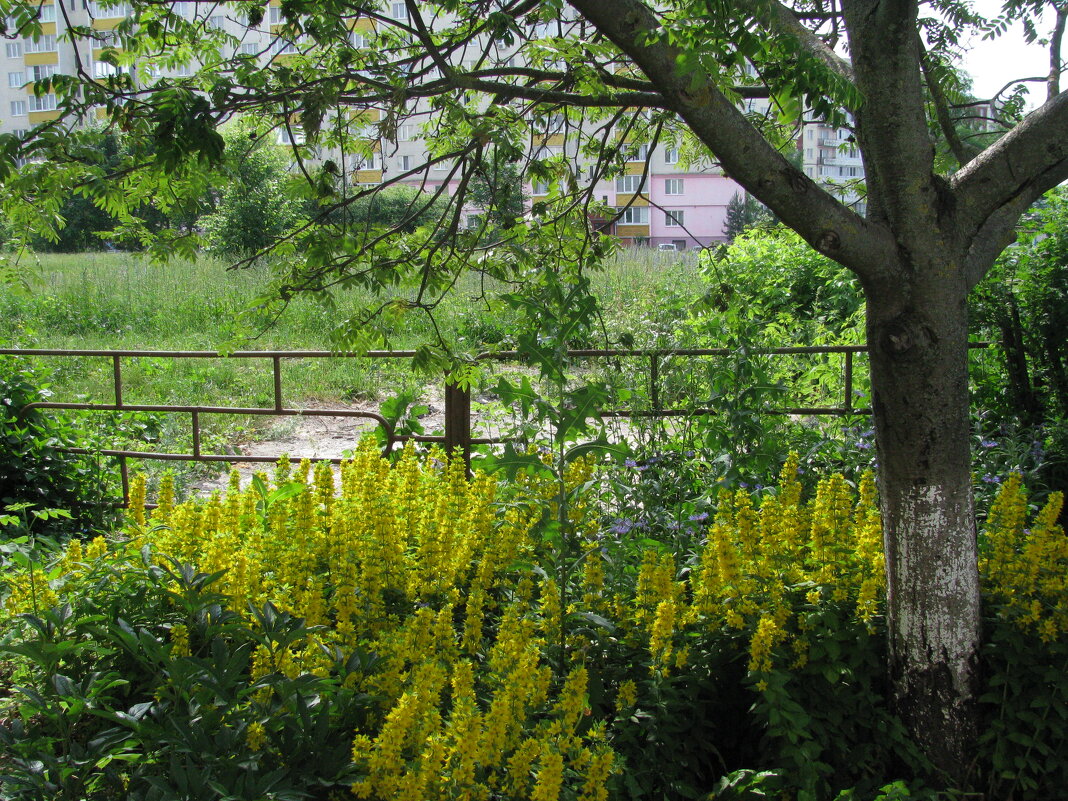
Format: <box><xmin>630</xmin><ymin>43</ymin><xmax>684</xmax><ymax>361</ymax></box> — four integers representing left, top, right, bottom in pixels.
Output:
<box><xmin>200</xmin><ymin>123</ymin><xmax>306</xmax><ymax>258</ymax></box>
<box><xmin>468</xmin><ymin>148</ymin><xmax>528</xmax><ymax>239</ymax></box>
<box><xmin>30</xmin><ymin>130</ymin><xmax>122</xmax><ymax>253</ymax></box>
<box><xmin>331</xmin><ymin>184</ymin><xmax>450</xmax><ymax>234</ymax></box>
<box><xmin>722</xmin><ymin>192</ymin><xmax>773</xmax><ymax>241</ymax></box>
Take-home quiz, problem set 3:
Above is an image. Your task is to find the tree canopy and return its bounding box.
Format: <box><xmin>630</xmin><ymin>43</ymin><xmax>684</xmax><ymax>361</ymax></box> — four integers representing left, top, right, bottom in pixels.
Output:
<box><xmin>0</xmin><ymin>0</ymin><xmax>1065</xmax><ymax>786</ymax></box>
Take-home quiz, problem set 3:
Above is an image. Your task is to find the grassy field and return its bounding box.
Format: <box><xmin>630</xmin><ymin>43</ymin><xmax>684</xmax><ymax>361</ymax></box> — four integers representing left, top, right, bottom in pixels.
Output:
<box><xmin>1</xmin><ymin>249</ymin><xmax>706</xmax><ymax>490</ymax></box>
<box><xmin>1</xmin><ymin>249</ymin><xmax>703</xmax><ymax>399</ymax></box>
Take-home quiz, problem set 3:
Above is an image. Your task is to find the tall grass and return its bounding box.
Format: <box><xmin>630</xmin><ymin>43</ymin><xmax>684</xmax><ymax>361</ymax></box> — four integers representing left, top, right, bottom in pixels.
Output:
<box><xmin>0</xmin><ymin>249</ymin><xmax>706</xmax><ymax>492</ymax></box>
<box><xmin>0</xmin><ymin>249</ymin><xmax>705</xmax><ymax>400</ymax></box>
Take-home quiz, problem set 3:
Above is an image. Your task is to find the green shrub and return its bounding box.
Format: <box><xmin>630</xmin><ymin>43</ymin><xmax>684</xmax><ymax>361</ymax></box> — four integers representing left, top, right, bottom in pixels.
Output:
<box><xmin>0</xmin><ymin>356</ymin><xmax>116</xmax><ymax>539</ymax></box>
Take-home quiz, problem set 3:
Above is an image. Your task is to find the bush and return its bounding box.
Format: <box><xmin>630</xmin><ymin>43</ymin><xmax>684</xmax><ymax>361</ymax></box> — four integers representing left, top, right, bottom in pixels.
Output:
<box><xmin>2</xmin><ymin>445</ymin><xmax>1066</xmax><ymax>800</ymax></box>
<box><xmin>0</xmin><ymin>445</ymin><xmax>613</xmax><ymax>800</ymax></box>
<box><xmin>200</xmin><ymin>122</ymin><xmax>306</xmax><ymax>258</ymax></box>
<box><xmin>0</xmin><ymin>356</ymin><xmax>116</xmax><ymax>539</ymax></box>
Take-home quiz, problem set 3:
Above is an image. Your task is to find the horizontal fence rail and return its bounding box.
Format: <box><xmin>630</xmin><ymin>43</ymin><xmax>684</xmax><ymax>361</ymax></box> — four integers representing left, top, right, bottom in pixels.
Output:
<box><xmin>3</xmin><ymin>343</ymin><xmax>992</xmax><ymax>504</ymax></box>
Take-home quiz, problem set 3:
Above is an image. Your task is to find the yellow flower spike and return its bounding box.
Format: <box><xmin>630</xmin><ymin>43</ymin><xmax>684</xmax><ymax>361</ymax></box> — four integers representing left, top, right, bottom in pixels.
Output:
<box><xmin>648</xmin><ymin>599</ymin><xmax>677</xmax><ymax>672</ymax></box>
<box><xmin>296</xmin><ymin>458</ymin><xmax>311</xmax><ymax>485</ymax></box>
<box><xmin>169</xmin><ymin>622</ymin><xmax>190</xmax><ymax>658</ymax></box>
<box><xmin>273</xmin><ymin>456</ymin><xmax>291</xmax><ymax>486</ymax></box>
<box><xmin>506</xmin><ymin>738</ymin><xmax>541</xmax><ymax>797</ymax></box>
<box><xmin>555</xmin><ymin>666</ymin><xmax>589</xmax><ymax>732</ymax></box>
<box><xmin>128</xmin><ymin>474</ymin><xmax>147</xmax><ymax>527</ymax></box>
<box><xmin>577</xmin><ymin>747</ymin><xmax>615</xmax><ymax>801</ymax></box>
<box><xmin>85</xmin><ymin>535</ymin><xmax>108</xmax><ymax>561</ymax></box>
<box><xmin>314</xmin><ymin>460</ymin><xmax>335</xmax><ymax>516</ymax></box>
<box><xmin>246</xmin><ymin>720</ymin><xmax>267</xmax><ymax>752</ymax></box>
<box><xmin>153</xmin><ymin>473</ymin><xmax>175</xmax><ymax>523</ymax></box>
<box><xmin>616</xmin><ymin>679</ymin><xmax>638</xmax><ymax>712</ymax></box>
<box><xmin>532</xmin><ymin>750</ymin><xmax>565</xmax><ymax>801</ymax></box>
<box><xmin>748</xmin><ymin>615</ymin><xmax>785</xmax><ymax>674</ymax></box>
<box><xmin>540</xmin><ymin>578</ymin><xmax>562</xmax><ymax>643</ymax></box>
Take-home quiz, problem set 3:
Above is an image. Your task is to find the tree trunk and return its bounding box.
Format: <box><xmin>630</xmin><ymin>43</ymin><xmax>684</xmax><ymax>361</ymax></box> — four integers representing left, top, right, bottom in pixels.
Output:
<box><xmin>1000</xmin><ymin>297</ymin><xmax>1042</xmax><ymax>427</ymax></box>
<box><xmin>866</xmin><ymin>273</ymin><xmax>982</xmax><ymax>786</ymax></box>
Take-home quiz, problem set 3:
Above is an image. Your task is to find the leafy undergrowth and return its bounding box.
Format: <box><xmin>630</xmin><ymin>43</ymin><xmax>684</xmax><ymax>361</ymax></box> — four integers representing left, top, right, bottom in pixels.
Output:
<box><xmin>1</xmin><ymin>444</ymin><xmax>1066</xmax><ymax>800</ymax></box>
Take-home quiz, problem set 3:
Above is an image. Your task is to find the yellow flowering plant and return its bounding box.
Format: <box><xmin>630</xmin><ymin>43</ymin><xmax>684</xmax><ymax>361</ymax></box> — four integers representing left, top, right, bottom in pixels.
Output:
<box><xmin>0</xmin><ymin>442</ymin><xmax>614</xmax><ymax>801</ymax></box>
<box><xmin>2</xmin><ymin>441</ymin><xmax>1067</xmax><ymax>801</ymax></box>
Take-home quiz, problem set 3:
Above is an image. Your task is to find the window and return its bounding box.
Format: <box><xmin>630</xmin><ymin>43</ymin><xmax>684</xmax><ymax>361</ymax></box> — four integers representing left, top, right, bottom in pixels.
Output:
<box><xmin>533</xmin><ymin>21</ymin><xmax>556</xmax><ymax>38</ymax></box>
<box><xmin>240</xmin><ymin>41</ymin><xmax>260</xmax><ymax>55</ymax></box>
<box><xmin>391</xmin><ymin>2</ymin><xmax>408</xmax><ymax>20</ymax></box>
<box><xmin>175</xmin><ymin>64</ymin><xmax>192</xmax><ymax>76</ymax></box>
<box><xmin>38</xmin><ymin>4</ymin><xmax>56</xmax><ymax>22</ymax></box>
<box><xmin>7</xmin><ymin>71</ymin><xmax>23</xmax><ymax>88</ymax></box>
<box><xmin>208</xmin><ymin>14</ymin><xmax>225</xmax><ymax>29</ymax></box>
<box><xmin>349</xmin><ymin>32</ymin><xmax>366</xmax><ymax>48</ymax></box>
<box><xmin>664</xmin><ymin>178</ymin><xmax>683</xmax><ymax>195</ymax></box>
<box><xmin>618</xmin><ymin>206</ymin><xmax>648</xmax><ymax>224</ymax></box>
<box><xmin>624</xmin><ymin>143</ymin><xmax>648</xmax><ymax>162</ymax></box>
<box><xmin>466</xmin><ymin>214</ymin><xmax>482</xmax><ymax>230</ymax></box>
<box><xmin>664</xmin><ymin>148</ymin><xmax>678</xmax><ymax>164</ymax></box>
<box><xmin>397</xmin><ymin>124</ymin><xmax>413</xmax><ymax>141</ymax></box>
<box><xmin>6</xmin><ymin>42</ymin><xmax>22</xmax><ymax>58</ymax></box>
<box><xmin>399</xmin><ymin>155</ymin><xmax>411</xmax><ymax>170</ymax></box>
<box><xmin>11</xmin><ymin>128</ymin><xmax>27</xmax><ymax>138</ymax></box>
<box><xmin>672</xmin><ymin>240</ymin><xmax>687</xmax><ymax>250</ymax></box>
<box><xmin>24</xmin><ymin>34</ymin><xmax>57</xmax><ymax>53</ymax></box>
<box><xmin>94</xmin><ymin>61</ymin><xmax>125</xmax><ymax>77</ymax></box>
<box><xmin>531</xmin><ymin>181</ymin><xmax>549</xmax><ymax>196</ymax></box>
<box><xmin>28</xmin><ymin>93</ymin><xmax>57</xmax><ymax>112</ymax></box>
<box><xmin>615</xmin><ymin>174</ymin><xmax>645</xmax><ymax>194</ymax></box>
<box><xmin>273</xmin><ymin>37</ymin><xmax>298</xmax><ymax>55</ymax></box>
<box><xmin>432</xmin><ymin>159</ymin><xmax>448</xmax><ymax>171</ymax></box>
<box><xmin>268</xmin><ymin>5</ymin><xmax>282</xmax><ymax>23</ymax></box>
<box><xmin>276</xmin><ymin>127</ymin><xmax>306</xmax><ymax>145</ymax></box>
<box><xmin>540</xmin><ymin>114</ymin><xmax>565</xmax><ymax>134</ymax></box>
<box><xmin>532</xmin><ymin>145</ymin><xmax>560</xmax><ymax>160</ymax></box>
<box><xmin>10</xmin><ymin>100</ymin><xmax>26</xmax><ymax>116</ymax></box>
<box><xmin>31</xmin><ymin>64</ymin><xmax>56</xmax><ymax>81</ymax></box>
<box><xmin>354</xmin><ymin>152</ymin><xmax>378</xmax><ymax>170</ymax></box>
<box><xmin>89</xmin><ymin>2</ymin><xmax>129</xmax><ymax>18</ymax></box>
<box><xmin>664</xmin><ymin>210</ymin><xmax>684</xmax><ymax>227</ymax></box>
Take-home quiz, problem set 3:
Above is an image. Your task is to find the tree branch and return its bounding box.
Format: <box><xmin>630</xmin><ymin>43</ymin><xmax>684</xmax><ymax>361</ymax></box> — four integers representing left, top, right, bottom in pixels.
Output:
<box><xmin>566</xmin><ymin>0</ymin><xmax>895</xmax><ymax>284</ymax></box>
<box><xmin>952</xmin><ymin>89</ymin><xmax>1068</xmax><ymax>244</ymax></box>
<box><xmin>732</xmin><ymin>0</ymin><xmax>854</xmax><ymax>82</ymax></box>
<box><xmin>841</xmin><ymin>0</ymin><xmax>940</xmax><ymax>245</ymax></box>
<box><xmin>1048</xmin><ymin>5</ymin><xmax>1066</xmax><ymax>100</ymax></box>
<box><xmin>918</xmin><ymin>41</ymin><xmax>976</xmax><ymax>166</ymax></box>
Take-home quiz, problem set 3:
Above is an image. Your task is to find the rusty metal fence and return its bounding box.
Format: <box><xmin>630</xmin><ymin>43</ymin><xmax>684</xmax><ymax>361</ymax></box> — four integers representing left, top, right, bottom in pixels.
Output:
<box><xmin>2</xmin><ymin>343</ymin><xmax>990</xmax><ymax>503</ymax></box>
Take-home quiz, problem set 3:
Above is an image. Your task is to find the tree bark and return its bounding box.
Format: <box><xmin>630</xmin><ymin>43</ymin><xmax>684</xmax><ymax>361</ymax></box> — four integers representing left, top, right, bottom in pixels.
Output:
<box><xmin>866</xmin><ymin>268</ymin><xmax>982</xmax><ymax>785</ymax></box>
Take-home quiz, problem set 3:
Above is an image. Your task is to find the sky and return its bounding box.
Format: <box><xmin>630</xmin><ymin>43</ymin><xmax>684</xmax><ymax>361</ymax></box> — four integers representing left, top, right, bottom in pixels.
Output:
<box><xmin>959</xmin><ymin>0</ymin><xmax>1060</xmax><ymax>105</ymax></box>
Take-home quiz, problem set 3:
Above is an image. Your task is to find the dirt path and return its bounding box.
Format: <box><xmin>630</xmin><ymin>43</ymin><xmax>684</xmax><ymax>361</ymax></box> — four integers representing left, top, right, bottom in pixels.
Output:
<box><xmin>188</xmin><ymin>389</ymin><xmax>522</xmax><ymax>494</ymax></box>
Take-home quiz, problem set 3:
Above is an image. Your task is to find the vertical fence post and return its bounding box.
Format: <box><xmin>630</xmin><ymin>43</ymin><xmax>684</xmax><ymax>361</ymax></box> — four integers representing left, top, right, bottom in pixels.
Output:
<box><xmin>272</xmin><ymin>356</ymin><xmax>283</xmax><ymax>412</ymax></box>
<box><xmin>650</xmin><ymin>353</ymin><xmax>660</xmax><ymax>412</ymax></box>
<box><xmin>844</xmin><ymin>350</ymin><xmax>854</xmax><ymax>414</ymax></box>
<box><xmin>444</xmin><ymin>379</ymin><xmax>472</xmax><ymax>472</ymax></box>
<box><xmin>112</xmin><ymin>354</ymin><xmax>123</xmax><ymax>408</ymax></box>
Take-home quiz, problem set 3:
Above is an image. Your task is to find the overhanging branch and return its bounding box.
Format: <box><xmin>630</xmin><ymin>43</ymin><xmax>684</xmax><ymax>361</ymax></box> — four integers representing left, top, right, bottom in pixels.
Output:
<box><xmin>567</xmin><ymin>0</ymin><xmax>895</xmax><ymax>283</ymax></box>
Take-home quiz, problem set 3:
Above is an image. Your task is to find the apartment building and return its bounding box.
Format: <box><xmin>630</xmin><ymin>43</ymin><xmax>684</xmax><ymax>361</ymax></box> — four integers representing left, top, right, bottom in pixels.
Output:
<box><xmin>799</xmin><ymin>119</ymin><xmax>866</xmax><ymax>213</ymax></box>
<box><xmin>0</xmin><ymin>2</ymin><xmax>861</xmax><ymax>249</ymax></box>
